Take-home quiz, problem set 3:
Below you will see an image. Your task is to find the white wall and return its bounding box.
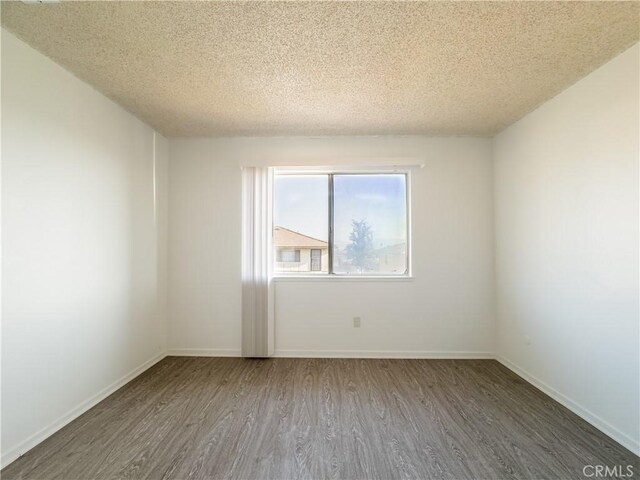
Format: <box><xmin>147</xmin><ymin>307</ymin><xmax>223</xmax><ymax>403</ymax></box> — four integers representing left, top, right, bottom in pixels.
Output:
<box><xmin>1</xmin><ymin>29</ymin><xmax>168</xmax><ymax>465</ymax></box>
<box><xmin>168</xmin><ymin>136</ymin><xmax>495</xmax><ymax>357</ymax></box>
<box><xmin>494</xmin><ymin>43</ymin><xmax>639</xmax><ymax>453</ymax></box>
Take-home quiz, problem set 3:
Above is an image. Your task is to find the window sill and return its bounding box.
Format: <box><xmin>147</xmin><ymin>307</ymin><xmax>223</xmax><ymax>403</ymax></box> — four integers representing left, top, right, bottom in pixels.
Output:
<box><xmin>273</xmin><ymin>275</ymin><xmax>413</xmax><ymax>282</ymax></box>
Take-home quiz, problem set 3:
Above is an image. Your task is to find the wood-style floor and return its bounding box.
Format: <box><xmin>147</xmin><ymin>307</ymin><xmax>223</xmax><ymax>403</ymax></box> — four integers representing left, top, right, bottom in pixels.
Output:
<box><xmin>3</xmin><ymin>357</ymin><xmax>638</xmax><ymax>480</ymax></box>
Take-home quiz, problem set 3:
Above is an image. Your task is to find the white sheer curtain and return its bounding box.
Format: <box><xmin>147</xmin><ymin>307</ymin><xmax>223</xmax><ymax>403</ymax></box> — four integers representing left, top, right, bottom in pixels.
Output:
<box><xmin>241</xmin><ymin>166</ymin><xmax>275</xmax><ymax>357</ymax></box>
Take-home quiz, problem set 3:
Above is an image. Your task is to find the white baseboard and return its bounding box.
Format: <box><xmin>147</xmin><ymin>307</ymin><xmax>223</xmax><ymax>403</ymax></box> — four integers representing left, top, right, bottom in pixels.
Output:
<box><xmin>0</xmin><ymin>352</ymin><xmax>167</xmax><ymax>469</ymax></box>
<box><xmin>274</xmin><ymin>349</ymin><xmax>494</xmax><ymax>359</ymax></box>
<box><xmin>496</xmin><ymin>354</ymin><xmax>640</xmax><ymax>456</ymax></box>
<box><xmin>167</xmin><ymin>348</ymin><xmax>241</xmax><ymax>357</ymax></box>
<box><xmin>166</xmin><ymin>348</ymin><xmax>493</xmax><ymax>359</ymax></box>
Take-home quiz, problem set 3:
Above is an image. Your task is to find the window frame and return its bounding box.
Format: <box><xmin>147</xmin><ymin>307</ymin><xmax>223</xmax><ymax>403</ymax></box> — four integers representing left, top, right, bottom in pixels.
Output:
<box><xmin>272</xmin><ymin>168</ymin><xmax>412</xmax><ymax>279</ymax></box>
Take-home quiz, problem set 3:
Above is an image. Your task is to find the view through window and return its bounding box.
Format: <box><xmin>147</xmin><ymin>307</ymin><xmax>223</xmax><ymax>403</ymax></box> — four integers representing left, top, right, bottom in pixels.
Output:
<box><xmin>273</xmin><ymin>172</ymin><xmax>408</xmax><ymax>275</ymax></box>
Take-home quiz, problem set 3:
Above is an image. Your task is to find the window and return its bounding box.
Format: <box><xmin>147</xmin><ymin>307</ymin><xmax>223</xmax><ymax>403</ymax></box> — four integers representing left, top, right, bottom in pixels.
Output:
<box><xmin>273</xmin><ymin>171</ymin><xmax>409</xmax><ymax>276</ymax></box>
<box><xmin>277</xmin><ymin>249</ymin><xmax>300</xmax><ymax>263</ymax></box>
<box><xmin>273</xmin><ymin>175</ymin><xmax>328</xmax><ymax>273</ymax></box>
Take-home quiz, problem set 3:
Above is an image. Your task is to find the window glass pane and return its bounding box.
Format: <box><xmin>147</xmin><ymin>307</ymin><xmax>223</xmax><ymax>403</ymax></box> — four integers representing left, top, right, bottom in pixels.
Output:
<box><xmin>333</xmin><ymin>174</ymin><xmax>407</xmax><ymax>274</ymax></box>
<box><xmin>273</xmin><ymin>175</ymin><xmax>328</xmax><ymax>273</ymax></box>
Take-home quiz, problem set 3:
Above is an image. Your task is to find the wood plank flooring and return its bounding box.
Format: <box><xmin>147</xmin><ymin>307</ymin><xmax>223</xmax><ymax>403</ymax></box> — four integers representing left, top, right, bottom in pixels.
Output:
<box><xmin>3</xmin><ymin>357</ymin><xmax>638</xmax><ymax>480</ymax></box>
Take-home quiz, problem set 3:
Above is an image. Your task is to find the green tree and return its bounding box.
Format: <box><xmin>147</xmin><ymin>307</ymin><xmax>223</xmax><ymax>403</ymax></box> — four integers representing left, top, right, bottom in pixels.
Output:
<box><xmin>345</xmin><ymin>219</ymin><xmax>375</xmax><ymax>272</ymax></box>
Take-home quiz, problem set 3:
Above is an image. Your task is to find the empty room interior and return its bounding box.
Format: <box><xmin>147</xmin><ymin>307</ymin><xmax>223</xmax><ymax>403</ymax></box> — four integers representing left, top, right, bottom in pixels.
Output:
<box><xmin>1</xmin><ymin>1</ymin><xmax>639</xmax><ymax>479</ymax></box>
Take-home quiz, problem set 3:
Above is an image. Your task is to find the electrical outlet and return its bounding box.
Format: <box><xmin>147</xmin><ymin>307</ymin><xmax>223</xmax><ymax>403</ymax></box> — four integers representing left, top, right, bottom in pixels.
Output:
<box><xmin>524</xmin><ymin>336</ymin><xmax>531</xmax><ymax>346</ymax></box>
<box><xmin>353</xmin><ymin>317</ymin><xmax>361</xmax><ymax>328</ymax></box>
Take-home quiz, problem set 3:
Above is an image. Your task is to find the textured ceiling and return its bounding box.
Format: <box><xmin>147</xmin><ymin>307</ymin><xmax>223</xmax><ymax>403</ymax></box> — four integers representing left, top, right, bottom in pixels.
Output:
<box><xmin>1</xmin><ymin>1</ymin><xmax>638</xmax><ymax>137</ymax></box>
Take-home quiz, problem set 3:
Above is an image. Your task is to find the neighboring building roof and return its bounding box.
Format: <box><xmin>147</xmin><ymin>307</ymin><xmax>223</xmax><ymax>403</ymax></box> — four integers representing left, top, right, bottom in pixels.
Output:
<box><xmin>273</xmin><ymin>227</ymin><xmax>328</xmax><ymax>248</ymax></box>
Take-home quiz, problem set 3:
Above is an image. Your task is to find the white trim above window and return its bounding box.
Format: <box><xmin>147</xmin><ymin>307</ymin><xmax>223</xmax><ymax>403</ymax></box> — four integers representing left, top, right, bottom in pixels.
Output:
<box><xmin>239</xmin><ymin>158</ymin><xmax>425</xmax><ymax>169</ymax></box>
